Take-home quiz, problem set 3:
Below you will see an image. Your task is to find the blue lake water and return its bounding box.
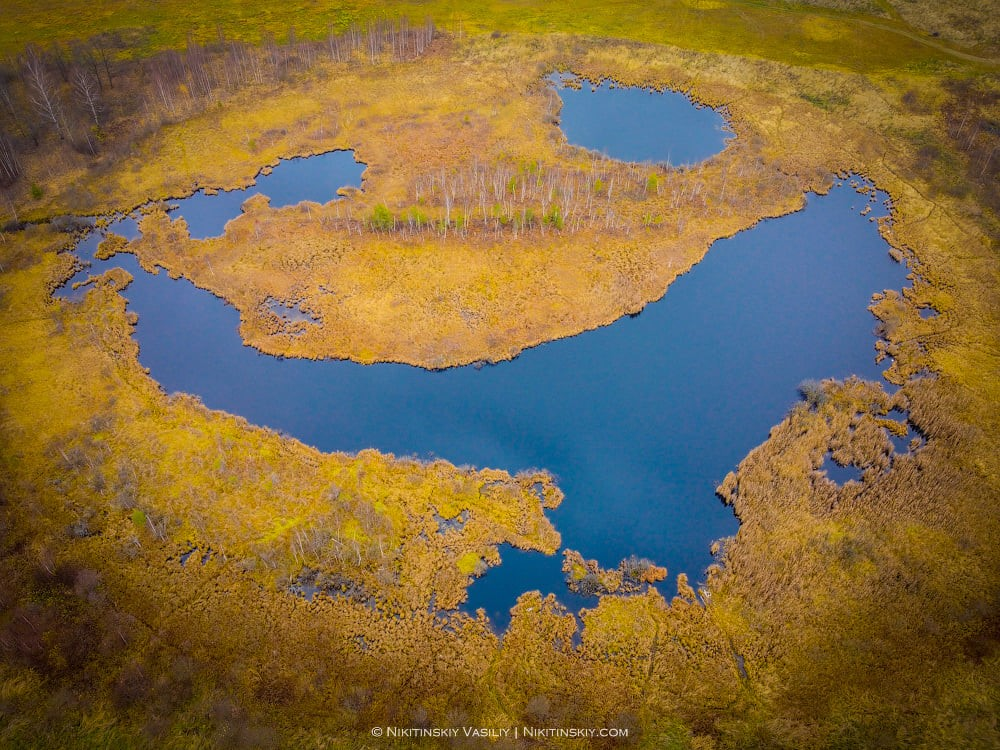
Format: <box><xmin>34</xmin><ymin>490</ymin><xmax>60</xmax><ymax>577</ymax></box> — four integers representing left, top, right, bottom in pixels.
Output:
<box><xmin>165</xmin><ymin>150</ymin><xmax>365</xmax><ymax>239</ymax></box>
<box><xmin>60</xmin><ymin>179</ymin><xmax>905</xmax><ymax>630</ymax></box>
<box><xmin>822</xmin><ymin>454</ymin><xmax>864</xmax><ymax>485</ymax></box>
<box><xmin>56</xmin><ymin>84</ymin><xmax>905</xmax><ymax>631</ymax></box>
<box><xmin>550</xmin><ymin>73</ymin><xmax>731</xmax><ymax>164</ymax></box>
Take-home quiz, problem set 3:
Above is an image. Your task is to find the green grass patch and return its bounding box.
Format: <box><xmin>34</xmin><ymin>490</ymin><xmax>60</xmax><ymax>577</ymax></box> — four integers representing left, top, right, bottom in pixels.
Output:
<box><xmin>0</xmin><ymin>0</ymin><xmax>990</xmax><ymax>75</ymax></box>
<box><xmin>456</xmin><ymin>552</ymin><xmax>481</xmax><ymax>575</ymax></box>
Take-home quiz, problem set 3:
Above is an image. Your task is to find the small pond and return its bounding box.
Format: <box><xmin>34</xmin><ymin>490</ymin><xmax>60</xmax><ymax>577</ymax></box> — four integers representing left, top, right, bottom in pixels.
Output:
<box><xmin>549</xmin><ymin>73</ymin><xmax>732</xmax><ymax>164</ymax></box>
<box><xmin>164</xmin><ymin>150</ymin><xmax>365</xmax><ymax>239</ymax></box>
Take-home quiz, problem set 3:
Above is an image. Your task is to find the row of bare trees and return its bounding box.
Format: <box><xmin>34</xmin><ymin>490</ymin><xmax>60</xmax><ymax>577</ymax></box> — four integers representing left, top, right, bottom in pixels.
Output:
<box><xmin>288</xmin><ymin>489</ymin><xmax>395</xmax><ymax>571</ymax></box>
<box><xmin>941</xmin><ymin>79</ymin><xmax>998</xmax><ymax>214</ymax></box>
<box><xmin>0</xmin><ymin>17</ymin><xmax>436</xmax><ymax>191</ymax></box>
<box><xmin>147</xmin><ymin>17</ymin><xmax>434</xmax><ymax>115</ymax></box>
<box><xmin>329</xmin><ymin>16</ymin><xmax>435</xmax><ymax>64</ymax></box>
<box><xmin>407</xmin><ymin>157</ymin><xmax>648</xmax><ymax>237</ymax></box>
<box><xmin>0</xmin><ymin>35</ymin><xmax>120</xmax><ymax>183</ymax></box>
<box><xmin>358</xmin><ymin>152</ymin><xmax>777</xmax><ymax>240</ymax></box>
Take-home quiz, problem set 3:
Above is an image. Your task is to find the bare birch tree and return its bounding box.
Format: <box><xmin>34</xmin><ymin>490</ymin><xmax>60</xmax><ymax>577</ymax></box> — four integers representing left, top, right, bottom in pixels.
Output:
<box><xmin>0</xmin><ymin>129</ymin><xmax>21</xmax><ymax>185</ymax></box>
<box><xmin>22</xmin><ymin>45</ymin><xmax>67</xmax><ymax>139</ymax></box>
<box><xmin>72</xmin><ymin>67</ymin><xmax>102</xmax><ymax>128</ymax></box>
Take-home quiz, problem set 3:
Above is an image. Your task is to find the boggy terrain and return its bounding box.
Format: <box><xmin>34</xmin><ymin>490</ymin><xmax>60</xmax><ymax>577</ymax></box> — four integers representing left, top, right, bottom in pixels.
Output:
<box><xmin>79</xmin><ymin>34</ymin><xmax>881</xmax><ymax>368</ymax></box>
<box><xmin>0</xmin><ymin>5</ymin><xmax>998</xmax><ymax>749</ymax></box>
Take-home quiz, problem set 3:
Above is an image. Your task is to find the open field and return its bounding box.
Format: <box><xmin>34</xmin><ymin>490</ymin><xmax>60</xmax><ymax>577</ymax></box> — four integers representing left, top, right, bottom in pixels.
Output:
<box><xmin>1</xmin><ymin>0</ymin><xmax>998</xmax><ymax>72</ymax></box>
<box><xmin>0</xmin><ymin>0</ymin><xmax>998</xmax><ymax>747</ymax></box>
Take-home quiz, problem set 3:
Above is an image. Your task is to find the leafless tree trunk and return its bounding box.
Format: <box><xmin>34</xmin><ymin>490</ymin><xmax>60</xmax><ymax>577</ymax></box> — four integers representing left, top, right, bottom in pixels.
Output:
<box><xmin>981</xmin><ymin>144</ymin><xmax>996</xmax><ymax>177</ymax></box>
<box><xmin>49</xmin><ymin>41</ymin><xmax>70</xmax><ymax>82</ymax></box>
<box><xmin>22</xmin><ymin>46</ymin><xmax>68</xmax><ymax>139</ymax></box>
<box><xmin>70</xmin><ymin>41</ymin><xmax>103</xmax><ymax>93</ymax></box>
<box><xmin>0</xmin><ymin>130</ymin><xmax>21</xmax><ymax>185</ymax></box>
<box><xmin>90</xmin><ymin>33</ymin><xmax>117</xmax><ymax>88</ymax></box>
<box><xmin>72</xmin><ymin>67</ymin><xmax>102</xmax><ymax>127</ymax></box>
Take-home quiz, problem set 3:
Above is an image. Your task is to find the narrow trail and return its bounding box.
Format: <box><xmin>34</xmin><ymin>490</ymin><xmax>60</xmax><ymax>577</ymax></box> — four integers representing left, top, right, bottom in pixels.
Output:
<box><xmin>851</xmin><ymin>16</ymin><xmax>999</xmax><ymax>66</ymax></box>
<box><xmin>730</xmin><ymin>0</ymin><xmax>1000</xmax><ymax>68</ymax></box>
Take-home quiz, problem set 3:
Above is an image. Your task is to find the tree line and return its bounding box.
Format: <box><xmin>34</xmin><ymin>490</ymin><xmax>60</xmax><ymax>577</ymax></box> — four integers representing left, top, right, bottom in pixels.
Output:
<box><xmin>0</xmin><ymin>16</ymin><xmax>435</xmax><ymax>194</ymax></box>
<box><xmin>0</xmin><ymin>35</ymin><xmax>118</xmax><ymax>183</ymax></box>
<box><xmin>358</xmin><ymin>150</ymin><xmax>778</xmax><ymax>240</ymax></box>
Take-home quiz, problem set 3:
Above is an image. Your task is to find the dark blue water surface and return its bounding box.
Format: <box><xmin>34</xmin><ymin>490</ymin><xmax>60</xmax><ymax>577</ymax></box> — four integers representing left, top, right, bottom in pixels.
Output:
<box><xmin>822</xmin><ymin>454</ymin><xmax>863</xmax><ymax>485</ymax></box>
<box><xmin>551</xmin><ymin>73</ymin><xmax>731</xmax><ymax>164</ymax></box>
<box><xmin>165</xmin><ymin>150</ymin><xmax>365</xmax><ymax>239</ymax></box>
<box><xmin>60</xmin><ymin>179</ymin><xmax>905</xmax><ymax>630</ymax></box>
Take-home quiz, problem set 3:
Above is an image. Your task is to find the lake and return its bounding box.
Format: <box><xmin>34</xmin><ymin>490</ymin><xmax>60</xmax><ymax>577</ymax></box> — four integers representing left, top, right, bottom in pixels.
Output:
<box><xmin>57</xmin><ymin>79</ymin><xmax>906</xmax><ymax>631</ymax></box>
<box><xmin>550</xmin><ymin>72</ymin><xmax>732</xmax><ymax>164</ymax></box>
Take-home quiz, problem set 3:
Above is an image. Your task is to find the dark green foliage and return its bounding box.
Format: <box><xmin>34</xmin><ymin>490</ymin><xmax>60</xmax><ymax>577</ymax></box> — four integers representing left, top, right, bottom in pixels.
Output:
<box><xmin>368</xmin><ymin>203</ymin><xmax>393</xmax><ymax>231</ymax></box>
